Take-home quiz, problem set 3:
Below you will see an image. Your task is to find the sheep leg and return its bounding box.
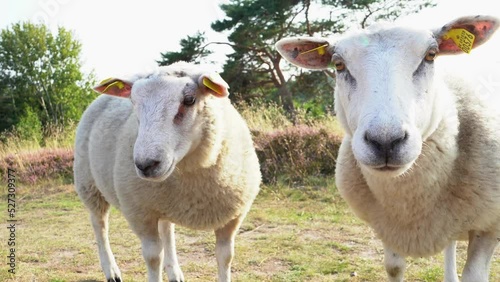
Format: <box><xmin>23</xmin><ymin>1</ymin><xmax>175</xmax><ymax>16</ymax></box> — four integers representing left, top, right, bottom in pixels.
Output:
<box><xmin>214</xmin><ymin>216</ymin><xmax>242</xmax><ymax>282</ymax></box>
<box><xmin>383</xmin><ymin>244</ymin><xmax>405</xmax><ymax>282</ymax></box>
<box><xmin>78</xmin><ymin>183</ymin><xmax>122</xmax><ymax>282</ymax></box>
<box><xmin>159</xmin><ymin>220</ymin><xmax>184</xmax><ymax>282</ymax></box>
<box><xmin>461</xmin><ymin>230</ymin><xmax>499</xmax><ymax>282</ymax></box>
<box><xmin>443</xmin><ymin>241</ymin><xmax>459</xmax><ymax>282</ymax></box>
<box><xmin>90</xmin><ymin>209</ymin><xmax>123</xmax><ymax>282</ymax></box>
<box><xmin>130</xmin><ymin>215</ymin><xmax>164</xmax><ymax>282</ymax></box>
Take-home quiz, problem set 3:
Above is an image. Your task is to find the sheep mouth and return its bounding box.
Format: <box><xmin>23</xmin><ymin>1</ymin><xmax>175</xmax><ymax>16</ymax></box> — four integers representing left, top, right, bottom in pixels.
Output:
<box><xmin>364</xmin><ymin>161</ymin><xmax>414</xmax><ymax>177</ymax></box>
<box><xmin>373</xmin><ymin>165</ymin><xmax>400</xmax><ymax>172</ymax></box>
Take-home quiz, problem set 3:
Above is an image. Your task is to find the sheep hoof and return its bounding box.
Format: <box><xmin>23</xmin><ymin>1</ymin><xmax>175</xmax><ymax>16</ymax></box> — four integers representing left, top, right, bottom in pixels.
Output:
<box><xmin>107</xmin><ymin>277</ymin><xmax>122</xmax><ymax>282</ymax></box>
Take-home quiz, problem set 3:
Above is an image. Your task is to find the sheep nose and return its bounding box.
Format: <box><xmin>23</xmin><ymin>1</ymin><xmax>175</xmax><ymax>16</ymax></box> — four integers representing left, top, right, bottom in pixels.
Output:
<box><xmin>364</xmin><ymin>129</ymin><xmax>409</xmax><ymax>160</ymax></box>
<box><xmin>135</xmin><ymin>159</ymin><xmax>161</xmax><ymax>176</ymax></box>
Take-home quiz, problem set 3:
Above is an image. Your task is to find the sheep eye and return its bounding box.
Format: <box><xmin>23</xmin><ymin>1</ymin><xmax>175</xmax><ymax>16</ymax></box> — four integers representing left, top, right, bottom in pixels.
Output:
<box><xmin>183</xmin><ymin>95</ymin><xmax>196</xmax><ymax>106</ymax></box>
<box><xmin>424</xmin><ymin>49</ymin><xmax>438</xmax><ymax>62</ymax></box>
<box><xmin>334</xmin><ymin>61</ymin><xmax>345</xmax><ymax>71</ymax></box>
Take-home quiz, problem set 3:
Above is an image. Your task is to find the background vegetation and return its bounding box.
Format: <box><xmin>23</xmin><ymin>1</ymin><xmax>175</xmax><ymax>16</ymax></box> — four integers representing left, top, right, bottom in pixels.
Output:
<box><xmin>159</xmin><ymin>0</ymin><xmax>435</xmax><ymax>120</ymax></box>
<box><xmin>0</xmin><ymin>22</ymin><xmax>96</xmax><ymax>145</ymax></box>
<box><xmin>3</xmin><ymin>1</ymin><xmax>494</xmax><ymax>282</ymax></box>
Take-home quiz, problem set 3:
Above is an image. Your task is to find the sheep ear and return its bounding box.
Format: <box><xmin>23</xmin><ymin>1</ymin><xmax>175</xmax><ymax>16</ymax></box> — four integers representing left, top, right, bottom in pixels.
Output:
<box><xmin>275</xmin><ymin>37</ymin><xmax>332</xmax><ymax>70</ymax></box>
<box><xmin>200</xmin><ymin>73</ymin><xmax>229</xmax><ymax>98</ymax></box>
<box><xmin>94</xmin><ymin>78</ymin><xmax>133</xmax><ymax>98</ymax></box>
<box><xmin>434</xmin><ymin>15</ymin><xmax>499</xmax><ymax>55</ymax></box>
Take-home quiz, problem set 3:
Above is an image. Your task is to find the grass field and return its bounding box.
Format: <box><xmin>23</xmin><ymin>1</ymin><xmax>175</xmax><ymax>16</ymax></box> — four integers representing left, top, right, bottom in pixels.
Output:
<box><xmin>1</xmin><ymin>177</ymin><xmax>499</xmax><ymax>282</ymax></box>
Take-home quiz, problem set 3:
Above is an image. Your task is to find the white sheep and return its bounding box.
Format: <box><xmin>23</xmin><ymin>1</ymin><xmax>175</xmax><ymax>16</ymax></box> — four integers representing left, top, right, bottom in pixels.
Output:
<box><xmin>276</xmin><ymin>15</ymin><xmax>500</xmax><ymax>281</ymax></box>
<box><xmin>73</xmin><ymin>61</ymin><xmax>261</xmax><ymax>282</ymax></box>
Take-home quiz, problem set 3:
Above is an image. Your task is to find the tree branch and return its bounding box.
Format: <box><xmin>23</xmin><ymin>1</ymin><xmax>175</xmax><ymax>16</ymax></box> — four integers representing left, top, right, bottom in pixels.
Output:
<box><xmin>277</xmin><ymin>4</ymin><xmax>307</xmax><ymax>41</ymax></box>
<box><xmin>201</xmin><ymin>41</ymin><xmax>269</xmax><ymax>54</ymax></box>
<box><xmin>305</xmin><ymin>0</ymin><xmax>312</xmax><ymax>36</ymax></box>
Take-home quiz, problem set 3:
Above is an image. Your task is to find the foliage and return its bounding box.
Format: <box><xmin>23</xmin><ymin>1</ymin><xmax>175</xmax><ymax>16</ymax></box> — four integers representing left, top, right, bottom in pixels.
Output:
<box><xmin>14</xmin><ymin>106</ymin><xmax>43</xmax><ymax>143</ymax></box>
<box><xmin>0</xmin><ymin>22</ymin><xmax>96</xmax><ymax>134</ymax></box>
<box><xmin>212</xmin><ymin>0</ymin><xmax>340</xmax><ymax>118</ymax></box>
<box><xmin>157</xmin><ymin>31</ymin><xmax>213</xmax><ymax>66</ymax></box>
<box><xmin>289</xmin><ymin>71</ymin><xmax>335</xmax><ymax>118</ymax></box>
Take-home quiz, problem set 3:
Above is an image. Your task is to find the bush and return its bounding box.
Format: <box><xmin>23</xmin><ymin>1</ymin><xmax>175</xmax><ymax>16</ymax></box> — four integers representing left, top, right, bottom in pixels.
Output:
<box><xmin>15</xmin><ymin>106</ymin><xmax>43</xmax><ymax>144</ymax></box>
<box><xmin>254</xmin><ymin>125</ymin><xmax>342</xmax><ymax>184</ymax></box>
<box><xmin>0</xmin><ymin>148</ymin><xmax>74</xmax><ymax>184</ymax></box>
<box><xmin>236</xmin><ymin>100</ymin><xmax>293</xmax><ymax>134</ymax></box>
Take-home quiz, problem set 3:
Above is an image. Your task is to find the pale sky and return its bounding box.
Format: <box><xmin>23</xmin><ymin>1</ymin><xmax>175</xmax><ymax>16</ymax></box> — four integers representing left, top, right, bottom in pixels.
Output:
<box><xmin>1</xmin><ymin>0</ymin><xmax>499</xmax><ymax>82</ymax></box>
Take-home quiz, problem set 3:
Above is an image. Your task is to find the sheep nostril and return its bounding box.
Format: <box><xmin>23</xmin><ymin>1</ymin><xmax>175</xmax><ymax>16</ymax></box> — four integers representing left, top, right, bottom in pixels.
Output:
<box><xmin>391</xmin><ymin>131</ymin><xmax>409</xmax><ymax>149</ymax></box>
<box><xmin>365</xmin><ymin>132</ymin><xmax>382</xmax><ymax>150</ymax></box>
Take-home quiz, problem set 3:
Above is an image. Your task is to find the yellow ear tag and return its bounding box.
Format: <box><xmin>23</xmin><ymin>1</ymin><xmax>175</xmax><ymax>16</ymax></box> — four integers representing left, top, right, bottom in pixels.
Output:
<box><xmin>203</xmin><ymin>77</ymin><xmax>223</xmax><ymax>95</ymax></box>
<box><xmin>99</xmin><ymin>77</ymin><xmax>115</xmax><ymax>85</ymax></box>
<box><xmin>102</xmin><ymin>80</ymin><xmax>125</xmax><ymax>93</ymax></box>
<box><xmin>443</xmin><ymin>29</ymin><xmax>475</xmax><ymax>54</ymax></box>
<box><xmin>300</xmin><ymin>44</ymin><xmax>329</xmax><ymax>56</ymax></box>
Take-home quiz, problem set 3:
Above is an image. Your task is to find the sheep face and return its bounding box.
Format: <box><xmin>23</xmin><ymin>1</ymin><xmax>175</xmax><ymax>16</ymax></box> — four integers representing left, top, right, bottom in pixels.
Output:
<box><xmin>93</xmin><ymin>64</ymin><xmax>229</xmax><ymax>181</ymax></box>
<box><xmin>131</xmin><ymin>75</ymin><xmax>203</xmax><ymax>181</ymax></box>
<box><xmin>276</xmin><ymin>15</ymin><xmax>499</xmax><ymax>178</ymax></box>
<box><xmin>331</xmin><ymin>27</ymin><xmax>436</xmax><ymax>177</ymax></box>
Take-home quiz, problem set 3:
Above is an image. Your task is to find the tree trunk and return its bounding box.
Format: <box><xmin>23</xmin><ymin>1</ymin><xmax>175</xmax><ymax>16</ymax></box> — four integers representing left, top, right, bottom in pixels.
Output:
<box><xmin>273</xmin><ymin>55</ymin><xmax>297</xmax><ymax>123</ymax></box>
<box><xmin>277</xmin><ymin>83</ymin><xmax>297</xmax><ymax>123</ymax></box>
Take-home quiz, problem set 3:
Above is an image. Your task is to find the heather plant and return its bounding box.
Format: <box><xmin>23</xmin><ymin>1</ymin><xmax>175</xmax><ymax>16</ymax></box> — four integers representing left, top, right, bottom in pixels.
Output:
<box><xmin>0</xmin><ymin>148</ymin><xmax>73</xmax><ymax>184</ymax></box>
<box><xmin>254</xmin><ymin>125</ymin><xmax>341</xmax><ymax>184</ymax></box>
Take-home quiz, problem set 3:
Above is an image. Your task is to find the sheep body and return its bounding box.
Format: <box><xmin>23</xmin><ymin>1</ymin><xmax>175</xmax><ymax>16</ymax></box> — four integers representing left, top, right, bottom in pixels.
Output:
<box><xmin>74</xmin><ymin>62</ymin><xmax>261</xmax><ymax>281</ymax></box>
<box><xmin>336</xmin><ymin>74</ymin><xmax>500</xmax><ymax>256</ymax></box>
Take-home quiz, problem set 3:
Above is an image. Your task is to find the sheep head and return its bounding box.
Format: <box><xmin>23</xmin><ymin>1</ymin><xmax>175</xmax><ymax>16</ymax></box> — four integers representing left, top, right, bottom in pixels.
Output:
<box><xmin>276</xmin><ymin>15</ymin><xmax>499</xmax><ymax>178</ymax></box>
<box><xmin>93</xmin><ymin>62</ymin><xmax>230</xmax><ymax>181</ymax></box>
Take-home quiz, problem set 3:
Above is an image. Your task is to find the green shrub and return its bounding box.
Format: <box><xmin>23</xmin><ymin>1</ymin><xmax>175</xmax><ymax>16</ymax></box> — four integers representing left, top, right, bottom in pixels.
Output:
<box><xmin>255</xmin><ymin>125</ymin><xmax>342</xmax><ymax>184</ymax></box>
<box><xmin>15</xmin><ymin>106</ymin><xmax>43</xmax><ymax>144</ymax></box>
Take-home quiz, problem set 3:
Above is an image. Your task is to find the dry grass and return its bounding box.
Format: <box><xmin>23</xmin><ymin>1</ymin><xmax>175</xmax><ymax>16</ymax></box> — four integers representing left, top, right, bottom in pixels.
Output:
<box><xmin>0</xmin><ymin>124</ymin><xmax>76</xmax><ymax>160</ymax></box>
<box><xmin>235</xmin><ymin>101</ymin><xmax>343</xmax><ymax>137</ymax></box>
<box><xmin>0</xmin><ymin>178</ymin><xmax>498</xmax><ymax>282</ymax></box>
